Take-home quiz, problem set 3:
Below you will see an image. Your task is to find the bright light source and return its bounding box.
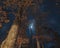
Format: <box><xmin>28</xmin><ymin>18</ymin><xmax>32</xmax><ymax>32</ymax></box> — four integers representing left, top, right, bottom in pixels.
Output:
<box><xmin>29</xmin><ymin>19</ymin><xmax>35</xmax><ymax>30</ymax></box>
<box><xmin>30</xmin><ymin>24</ymin><xmax>33</xmax><ymax>29</ymax></box>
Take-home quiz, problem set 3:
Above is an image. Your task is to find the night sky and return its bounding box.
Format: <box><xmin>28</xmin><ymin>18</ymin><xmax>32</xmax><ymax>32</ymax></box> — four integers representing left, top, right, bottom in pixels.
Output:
<box><xmin>0</xmin><ymin>0</ymin><xmax>60</xmax><ymax>48</ymax></box>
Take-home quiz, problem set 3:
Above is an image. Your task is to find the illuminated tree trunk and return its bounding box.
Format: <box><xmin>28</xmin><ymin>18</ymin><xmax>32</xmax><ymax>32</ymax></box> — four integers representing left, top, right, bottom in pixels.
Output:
<box><xmin>1</xmin><ymin>22</ymin><xmax>18</xmax><ymax>48</ymax></box>
<box><xmin>36</xmin><ymin>39</ymin><xmax>40</xmax><ymax>48</ymax></box>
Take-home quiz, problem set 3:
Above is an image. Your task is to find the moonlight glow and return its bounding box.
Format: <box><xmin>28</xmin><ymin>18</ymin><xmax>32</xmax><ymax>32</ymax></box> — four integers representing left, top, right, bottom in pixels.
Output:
<box><xmin>29</xmin><ymin>19</ymin><xmax>35</xmax><ymax>30</ymax></box>
<box><xmin>30</xmin><ymin>23</ymin><xmax>33</xmax><ymax>29</ymax></box>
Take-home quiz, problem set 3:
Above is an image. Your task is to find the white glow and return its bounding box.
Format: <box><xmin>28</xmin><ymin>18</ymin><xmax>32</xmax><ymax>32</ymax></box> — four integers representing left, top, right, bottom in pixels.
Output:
<box><xmin>30</xmin><ymin>24</ymin><xmax>33</xmax><ymax>29</ymax></box>
<box><xmin>29</xmin><ymin>19</ymin><xmax>35</xmax><ymax>30</ymax></box>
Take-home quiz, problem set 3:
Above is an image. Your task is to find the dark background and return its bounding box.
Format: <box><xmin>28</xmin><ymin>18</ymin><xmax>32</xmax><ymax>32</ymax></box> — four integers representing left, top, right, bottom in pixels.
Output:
<box><xmin>0</xmin><ymin>0</ymin><xmax>60</xmax><ymax>48</ymax></box>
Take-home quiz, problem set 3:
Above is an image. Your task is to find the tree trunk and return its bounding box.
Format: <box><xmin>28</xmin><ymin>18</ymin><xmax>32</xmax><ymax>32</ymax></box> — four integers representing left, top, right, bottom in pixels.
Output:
<box><xmin>1</xmin><ymin>23</ymin><xmax>18</xmax><ymax>48</ymax></box>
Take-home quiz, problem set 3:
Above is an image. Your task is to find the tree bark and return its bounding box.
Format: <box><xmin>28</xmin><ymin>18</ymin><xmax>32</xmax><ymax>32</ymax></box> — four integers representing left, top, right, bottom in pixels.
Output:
<box><xmin>1</xmin><ymin>23</ymin><xmax>18</xmax><ymax>48</ymax></box>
